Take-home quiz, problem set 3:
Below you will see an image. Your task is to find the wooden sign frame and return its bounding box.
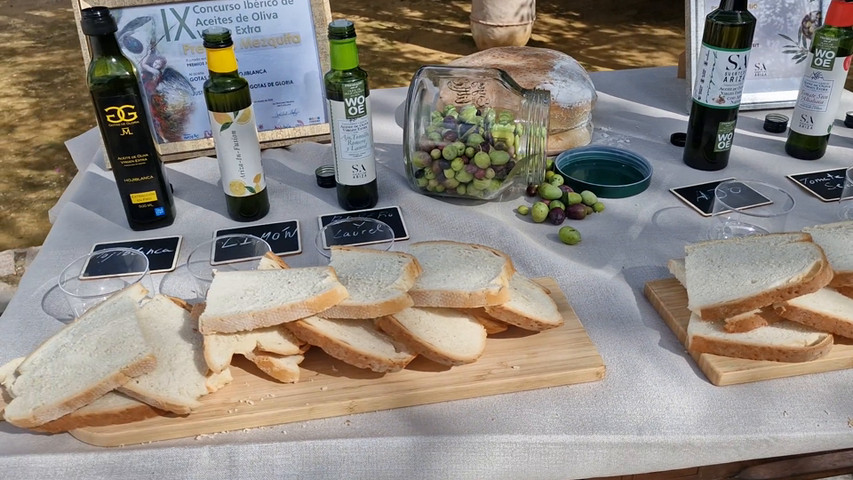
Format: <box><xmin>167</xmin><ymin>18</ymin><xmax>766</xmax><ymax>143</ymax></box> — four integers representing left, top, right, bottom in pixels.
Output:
<box><xmin>73</xmin><ymin>0</ymin><xmax>332</xmax><ymax>161</ymax></box>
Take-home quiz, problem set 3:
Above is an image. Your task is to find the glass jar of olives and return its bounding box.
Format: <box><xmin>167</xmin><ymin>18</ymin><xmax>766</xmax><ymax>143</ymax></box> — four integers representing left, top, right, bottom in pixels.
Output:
<box><xmin>403</xmin><ymin>65</ymin><xmax>550</xmax><ymax>200</ymax></box>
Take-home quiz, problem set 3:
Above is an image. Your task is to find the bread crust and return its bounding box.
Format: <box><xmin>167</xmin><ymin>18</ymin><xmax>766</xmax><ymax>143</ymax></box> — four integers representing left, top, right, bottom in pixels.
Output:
<box><xmin>467</xmin><ymin>308</ymin><xmax>510</xmax><ymax>335</ymax></box>
<box><xmin>483</xmin><ymin>275</ymin><xmax>564</xmax><ymax>332</ymax></box>
<box><xmin>286</xmin><ymin>318</ymin><xmax>415</xmax><ymax>373</ymax></box>
<box><xmin>32</xmin><ymin>396</ymin><xmax>162</xmax><ymax>433</ymax></box>
<box><xmin>775</xmin><ymin>295</ymin><xmax>853</xmax><ymax>340</ymax></box>
<box><xmin>243</xmin><ymin>351</ymin><xmax>303</xmax><ymax>383</ymax></box>
<box><xmin>688</xmin><ymin>328</ymin><xmax>833</xmax><ymax>363</ymax></box>
<box><xmin>697</xmin><ymin>248</ymin><xmax>833</xmax><ymax>322</ymax></box>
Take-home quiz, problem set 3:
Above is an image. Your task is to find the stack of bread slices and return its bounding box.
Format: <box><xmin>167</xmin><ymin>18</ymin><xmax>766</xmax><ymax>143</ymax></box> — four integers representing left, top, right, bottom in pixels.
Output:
<box><xmin>0</xmin><ymin>240</ymin><xmax>564</xmax><ymax>433</ymax></box>
<box><xmin>668</xmin><ymin>220</ymin><xmax>853</xmax><ymax>363</ymax></box>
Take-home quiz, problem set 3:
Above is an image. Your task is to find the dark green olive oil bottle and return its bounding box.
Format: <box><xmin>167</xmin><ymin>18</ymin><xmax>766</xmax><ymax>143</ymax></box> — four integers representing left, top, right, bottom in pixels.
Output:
<box><xmin>683</xmin><ymin>0</ymin><xmax>756</xmax><ymax>171</ymax></box>
<box><xmin>202</xmin><ymin>27</ymin><xmax>270</xmax><ymax>222</ymax></box>
<box><xmin>785</xmin><ymin>0</ymin><xmax>853</xmax><ymax>160</ymax></box>
<box><xmin>81</xmin><ymin>6</ymin><xmax>176</xmax><ymax>230</ymax></box>
<box><xmin>324</xmin><ymin>19</ymin><xmax>379</xmax><ymax>210</ymax></box>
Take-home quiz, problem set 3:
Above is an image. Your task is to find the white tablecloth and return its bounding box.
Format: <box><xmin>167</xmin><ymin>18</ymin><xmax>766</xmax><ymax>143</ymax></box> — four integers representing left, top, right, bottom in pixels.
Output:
<box><xmin>2</xmin><ymin>67</ymin><xmax>852</xmax><ymax>479</ymax></box>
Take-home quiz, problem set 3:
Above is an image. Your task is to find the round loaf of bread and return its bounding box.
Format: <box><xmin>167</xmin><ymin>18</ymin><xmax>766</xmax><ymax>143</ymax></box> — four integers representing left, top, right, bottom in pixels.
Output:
<box><xmin>449</xmin><ymin>46</ymin><xmax>597</xmax><ymax>154</ymax></box>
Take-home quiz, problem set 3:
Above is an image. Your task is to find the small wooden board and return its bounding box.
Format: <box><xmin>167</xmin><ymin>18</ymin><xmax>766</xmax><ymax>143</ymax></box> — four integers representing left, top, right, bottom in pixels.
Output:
<box><xmin>644</xmin><ymin>277</ymin><xmax>853</xmax><ymax>386</ymax></box>
<box><xmin>70</xmin><ymin>278</ymin><xmax>605</xmax><ymax>446</ymax></box>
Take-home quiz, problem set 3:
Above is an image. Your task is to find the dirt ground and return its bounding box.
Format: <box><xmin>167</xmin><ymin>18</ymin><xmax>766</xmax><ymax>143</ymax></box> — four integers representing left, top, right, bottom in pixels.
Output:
<box><xmin>0</xmin><ymin>0</ymin><xmax>685</xmax><ymax>251</ymax></box>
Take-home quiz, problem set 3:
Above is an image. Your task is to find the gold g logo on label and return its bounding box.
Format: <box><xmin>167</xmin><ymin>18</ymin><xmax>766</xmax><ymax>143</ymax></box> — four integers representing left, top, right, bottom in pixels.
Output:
<box><xmin>104</xmin><ymin>105</ymin><xmax>138</xmax><ymax>123</ymax></box>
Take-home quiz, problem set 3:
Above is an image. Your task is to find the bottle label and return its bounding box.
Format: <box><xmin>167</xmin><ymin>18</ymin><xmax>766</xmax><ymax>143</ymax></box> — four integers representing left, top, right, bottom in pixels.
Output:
<box><xmin>790</xmin><ymin>36</ymin><xmax>852</xmax><ymax>136</ymax></box>
<box><xmin>208</xmin><ymin>105</ymin><xmax>266</xmax><ymax>197</ymax></box>
<box><xmin>692</xmin><ymin>44</ymin><xmax>751</xmax><ymax>109</ymax></box>
<box><xmin>92</xmin><ymin>93</ymin><xmax>168</xmax><ymax>218</ymax></box>
<box><xmin>714</xmin><ymin>120</ymin><xmax>737</xmax><ymax>152</ymax></box>
<box><xmin>328</xmin><ymin>82</ymin><xmax>376</xmax><ymax>186</ymax></box>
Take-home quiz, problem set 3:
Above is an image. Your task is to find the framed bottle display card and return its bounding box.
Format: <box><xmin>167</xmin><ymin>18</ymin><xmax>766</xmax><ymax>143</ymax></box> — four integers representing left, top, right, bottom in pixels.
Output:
<box><xmin>686</xmin><ymin>0</ymin><xmax>831</xmax><ymax>110</ymax></box>
<box><xmin>73</xmin><ymin>0</ymin><xmax>332</xmax><ymax>161</ymax></box>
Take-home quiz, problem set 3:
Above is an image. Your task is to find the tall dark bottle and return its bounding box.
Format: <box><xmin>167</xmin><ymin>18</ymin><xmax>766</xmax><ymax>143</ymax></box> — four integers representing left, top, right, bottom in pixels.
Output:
<box><xmin>683</xmin><ymin>0</ymin><xmax>756</xmax><ymax>171</ymax></box>
<box><xmin>81</xmin><ymin>7</ymin><xmax>176</xmax><ymax>230</ymax></box>
<box><xmin>324</xmin><ymin>19</ymin><xmax>379</xmax><ymax>210</ymax></box>
<box><xmin>202</xmin><ymin>27</ymin><xmax>270</xmax><ymax>222</ymax></box>
<box><xmin>785</xmin><ymin>0</ymin><xmax>853</xmax><ymax>160</ymax></box>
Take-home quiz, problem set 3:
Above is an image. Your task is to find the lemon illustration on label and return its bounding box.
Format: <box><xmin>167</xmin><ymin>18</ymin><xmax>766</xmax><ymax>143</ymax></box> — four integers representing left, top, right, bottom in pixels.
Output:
<box><xmin>212</xmin><ymin>112</ymin><xmax>231</xmax><ymax>125</ymax></box>
<box><xmin>236</xmin><ymin>109</ymin><xmax>253</xmax><ymax>125</ymax></box>
<box><xmin>229</xmin><ymin>180</ymin><xmax>246</xmax><ymax>195</ymax></box>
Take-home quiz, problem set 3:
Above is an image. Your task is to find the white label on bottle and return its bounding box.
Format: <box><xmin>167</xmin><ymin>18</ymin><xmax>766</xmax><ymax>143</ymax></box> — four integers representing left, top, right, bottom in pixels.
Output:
<box><xmin>208</xmin><ymin>105</ymin><xmax>266</xmax><ymax>197</ymax></box>
<box><xmin>692</xmin><ymin>43</ymin><xmax>750</xmax><ymax>109</ymax></box>
<box><xmin>328</xmin><ymin>94</ymin><xmax>376</xmax><ymax>186</ymax></box>
<box><xmin>790</xmin><ymin>45</ymin><xmax>852</xmax><ymax>136</ymax></box>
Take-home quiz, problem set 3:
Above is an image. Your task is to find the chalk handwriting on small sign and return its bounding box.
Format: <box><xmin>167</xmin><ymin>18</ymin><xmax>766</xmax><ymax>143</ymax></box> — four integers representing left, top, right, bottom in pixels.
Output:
<box><xmin>90</xmin><ymin>236</ymin><xmax>182</xmax><ymax>274</ymax></box>
<box><xmin>670</xmin><ymin>179</ymin><xmax>771</xmax><ymax>216</ymax></box>
<box><xmin>319</xmin><ymin>206</ymin><xmax>409</xmax><ymax>241</ymax></box>
<box><xmin>216</xmin><ymin>220</ymin><xmax>302</xmax><ymax>257</ymax></box>
<box><xmin>788</xmin><ymin>168</ymin><xmax>849</xmax><ymax>202</ymax></box>
<box><xmin>318</xmin><ymin>217</ymin><xmax>395</xmax><ymax>249</ymax></box>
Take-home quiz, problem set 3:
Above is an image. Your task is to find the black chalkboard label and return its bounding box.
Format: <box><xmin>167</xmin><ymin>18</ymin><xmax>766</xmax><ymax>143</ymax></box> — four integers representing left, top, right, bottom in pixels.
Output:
<box><xmin>216</xmin><ymin>220</ymin><xmax>302</xmax><ymax>257</ymax></box>
<box><xmin>787</xmin><ymin>168</ymin><xmax>849</xmax><ymax>202</ymax></box>
<box><xmin>90</xmin><ymin>236</ymin><xmax>182</xmax><ymax>275</ymax></box>
<box><xmin>318</xmin><ymin>206</ymin><xmax>409</xmax><ymax>250</ymax></box>
<box><xmin>670</xmin><ymin>179</ymin><xmax>771</xmax><ymax>216</ymax></box>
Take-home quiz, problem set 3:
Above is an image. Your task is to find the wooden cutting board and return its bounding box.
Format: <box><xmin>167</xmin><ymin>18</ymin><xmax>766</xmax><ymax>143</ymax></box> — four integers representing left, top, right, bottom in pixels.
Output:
<box><xmin>644</xmin><ymin>277</ymin><xmax>853</xmax><ymax>386</ymax></box>
<box><xmin>70</xmin><ymin>277</ymin><xmax>605</xmax><ymax>446</ymax></box>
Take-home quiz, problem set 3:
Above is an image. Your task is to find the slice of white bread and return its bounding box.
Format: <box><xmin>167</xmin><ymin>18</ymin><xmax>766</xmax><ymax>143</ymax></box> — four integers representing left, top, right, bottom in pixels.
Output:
<box><xmin>286</xmin><ymin>316</ymin><xmax>416</xmax><ymax>373</ymax></box>
<box><xmin>320</xmin><ymin>246</ymin><xmax>422</xmax><ymax>319</ymax></box>
<box><xmin>243</xmin><ymin>351</ymin><xmax>304</xmax><ymax>383</ymax></box>
<box><xmin>684</xmin><ymin>233</ymin><xmax>832</xmax><ymax>321</ymax></box>
<box><xmin>257</xmin><ymin>251</ymin><xmax>290</xmax><ymax>270</ymax></box>
<box><xmin>203</xmin><ymin>325</ymin><xmax>305</xmax><ymax>374</ymax></box>
<box><xmin>377</xmin><ymin>307</ymin><xmax>488</xmax><ymax>366</ymax></box>
<box><xmin>118</xmin><ymin>295</ymin><xmax>232</xmax><ymax>415</ymax></box>
<box><xmin>408</xmin><ymin>241</ymin><xmax>514</xmax><ymax>308</ymax></box>
<box><xmin>197</xmin><ymin>267</ymin><xmax>349</xmax><ymax>334</ymax></box>
<box><xmin>4</xmin><ymin>284</ymin><xmax>156</xmax><ymax>428</ymax></box>
<box><xmin>774</xmin><ymin>287</ymin><xmax>853</xmax><ymax>339</ymax></box>
<box><xmin>669</xmin><ymin>257</ymin><xmax>782</xmax><ymax>333</ymax></box>
<box><xmin>483</xmin><ymin>273</ymin><xmax>564</xmax><ymax>331</ymax></box>
<box><xmin>0</xmin><ymin>356</ymin><xmax>24</xmax><ymax>420</ymax></box>
<box><xmin>803</xmin><ymin>221</ymin><xmax>853</xmax><ymax>287</ymax></box>
<box><xmin>686</xmin><ymin>313</ymin><xmax>834</xmax><ymax>363</ymax></box>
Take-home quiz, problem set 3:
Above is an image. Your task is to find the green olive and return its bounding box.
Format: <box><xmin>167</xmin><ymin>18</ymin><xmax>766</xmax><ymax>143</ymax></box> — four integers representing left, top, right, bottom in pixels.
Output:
<box><xmin>531</xmin><ymin>202</ymin><xmax>549</xmax><ymax>223</ymax></box>
<box><xmin>566</xmin><ymin>192</ymin><xmax>583</xmax><ymax>205</ymax></box>
<box><xmin>549</xmin><ymin>174</ymin><xmax>564</xmax><ymax>187</ymax></box>
<box><xmin>592</xmin><ymin>202</ymin><xmax>605</xmax><ymax>213</ymax></box>
<box><xmin>559</xmin><ymin>226</ymin><xmax>582</xmax><ymax>245</ymax></box>
<box><xmin>537</xmin><ymin>183</ymin><xmax>563</xmax><ymax>200</ymax></box>
<box><xmin>517</xmin><ymin>205</ymin><xmax>530</xmax><ymax>215</ymax></box>
<box><xmin>549</xmin><ymin>200</ymin><xmax>565</xmax><ymax>211</ymax></box>
<box><xmin>580</xmin><ymin>190</ymin><xmax>598</xmax><ymax>206</ymax></box>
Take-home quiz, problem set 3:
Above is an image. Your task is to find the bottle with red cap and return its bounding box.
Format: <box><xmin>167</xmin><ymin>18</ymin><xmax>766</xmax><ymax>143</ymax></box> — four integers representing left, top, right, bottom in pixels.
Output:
<box><xmin>786</xmin><ymin>0</ymin><xmax>853</xmax><ymax>160</ymax></box>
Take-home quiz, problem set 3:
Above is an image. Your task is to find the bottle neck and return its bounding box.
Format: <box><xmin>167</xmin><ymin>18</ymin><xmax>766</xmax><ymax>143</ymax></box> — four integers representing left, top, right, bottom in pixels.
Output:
<box><xmin>88</xmin><ymin>32</ymin><xmax>123</xmax><ymax>58</ymax></box>
<box><xmin>826</xmin><ymin>0</ymin><xmax>853</xmax><ymax>27</ymax></box>
<box><xmin>718</xmin><ymin>0</ymin><xmax>748</xmax><ymax>10</ymax></box>
<box><xmin>521</xmin><ymin>89</ymin><xmax>551</xmax><ymax>186</ymax></box>
<box><xmin>329</xmin><ymin>38</ymin><xmax>359</xmax><ymax>71</ymax></box>
<box><xmin>206</xmin><ymin>46</ymin><xmax>239</xmax><ymax>76</ymax></box>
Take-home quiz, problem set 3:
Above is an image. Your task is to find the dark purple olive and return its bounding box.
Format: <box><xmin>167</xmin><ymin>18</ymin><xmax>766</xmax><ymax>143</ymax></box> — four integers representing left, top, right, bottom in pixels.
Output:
<box><xmin>526</xmin><ymin>184</ymin><xmax>538</xmax><ymax>196</ymax></box>
<box><xmin>465</xmin><ymin>164</ymin><xmax>479</xmax><ymax>174</ymax></box>
<box><xmin>442</xmin><ymin>130</ymin><xmax>458</xmax><ymax>142</ymax></box>
<box><xmin>443</xmin><ymin>116</ymin><xmax>458</xmax><ymax>130</ymax></box>
<box><xmin>480</xmin><ymin>142</ymin><xmax>491</xmax><ymax>153</ymax></box>
<box><xmin>548</xmin><ymin>207</ymin><xmax>566</xmax><ymax>225</ymax></box>
<box><xmin>474</xmin><ymin>168</ymin><xmax>487</xmax><ymax>180</ymax></box>
<box><xmin>559</xmin><ymin>184</ymin><xmax>574</xmax><ymax>194</ymax></box>
<box><xmin>566</xmin><ymin>204</ymin><xmax>587</xmax><ymax>220</ymax></box>
<box><xmin>460</xmin><ymin>155</ymin><xmax>470</xmax><ymax>164</ymax></box>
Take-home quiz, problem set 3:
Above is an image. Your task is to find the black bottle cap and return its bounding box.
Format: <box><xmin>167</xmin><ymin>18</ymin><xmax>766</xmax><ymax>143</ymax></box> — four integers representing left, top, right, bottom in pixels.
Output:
<box><xmin>845</xmin><ymin>111</ymin><xmax>853</xmax><ymax>128</ymax></box>
<box><xmin>315</xmin><ymin>165</ymin><xmax>336</xmax><ymax>188</ymax></box>
<box><xmin>202</xmin><ymin>27</ymin><xmax>233</xmax><ymax>48</ymax></box>
<box><xmin>80</xmin><ymin>7</ymin><xmax>117</xmax><ymax>36</ymax></box>
<box><xmin>670</xmin><ymin>132</ymin><xmax>686</xmax><ymax>147</ymax></box>
<box><xmin>328</xmin><ymin>19</ymin><xmax>356</xmax><ymax>40</ymax></box>
<box><xmin>763</xmin><ymin>113</ymin><xmax>789</xmax><ymax>133</ymax></box>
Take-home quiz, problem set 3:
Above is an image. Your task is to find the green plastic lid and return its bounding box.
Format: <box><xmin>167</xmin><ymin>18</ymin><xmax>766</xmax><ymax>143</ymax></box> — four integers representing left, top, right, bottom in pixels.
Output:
<box><xmin>555</xmin><ymin>146</ymin><xmax>653</xmax><ymax>198</ymax></box>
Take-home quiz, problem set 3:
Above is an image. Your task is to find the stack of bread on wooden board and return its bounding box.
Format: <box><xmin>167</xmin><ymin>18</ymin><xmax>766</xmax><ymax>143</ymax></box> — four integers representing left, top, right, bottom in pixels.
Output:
<box><xmin>0</xmin><ymin>240</ymin><xmax>564</xmax><ymax>434</ymax></box>
<box><xmin>668</xmin><ymin>220</ymin><xmax>853</xmax><ymax>363</ymax></box>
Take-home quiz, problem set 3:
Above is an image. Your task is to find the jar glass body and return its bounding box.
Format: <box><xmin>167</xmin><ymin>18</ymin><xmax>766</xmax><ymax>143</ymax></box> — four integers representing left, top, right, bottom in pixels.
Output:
<box><xmin>403</xmin><ymin>66</ymin><xmax>550</xmax><ymax>200</ymax></box>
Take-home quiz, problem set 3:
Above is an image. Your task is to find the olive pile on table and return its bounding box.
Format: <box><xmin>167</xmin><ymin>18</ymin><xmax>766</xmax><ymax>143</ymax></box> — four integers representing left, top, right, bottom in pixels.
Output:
<box><xmin>518</xmin><ymin>161</ymin><xmax>605</xmax><ymax>246</ymax></box>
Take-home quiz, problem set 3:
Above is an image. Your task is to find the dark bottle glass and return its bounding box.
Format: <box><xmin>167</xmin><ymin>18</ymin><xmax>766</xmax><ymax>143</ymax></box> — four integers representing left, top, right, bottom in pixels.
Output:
<box><xmin>81</xmin><ymin>6</ymin><xmax>176</xmax><ymax>230</ymax></box>
<box><xmin>785</xmin><ymin>0</ymin><xmax>853</xmax><ymax>160</ymax></box>
<box><xmin>683</xmin><ymin>0</ymin><xmax>756</xmax><ymax>171</ymax></box>
<box><xmin>202</xmin><ymin>27</ymin><xmax>270</xmax><ymax>222</ymax></box>
<box><xmin>324</xmin><ymin>19</ymin><xmax>379</xmax><ymax>210</ymax></box>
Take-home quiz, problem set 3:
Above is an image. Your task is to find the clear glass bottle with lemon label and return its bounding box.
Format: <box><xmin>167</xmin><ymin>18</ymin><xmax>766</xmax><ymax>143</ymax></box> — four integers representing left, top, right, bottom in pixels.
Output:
<box><xmin>202</xmin><ymin>27</ymin><xmax>269</xmax><ymax>222</ymax></box>
<box><xmin>81</xmin><ymin>6</ymin><xmax>176</xmax><ymax>230</ymax></box>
